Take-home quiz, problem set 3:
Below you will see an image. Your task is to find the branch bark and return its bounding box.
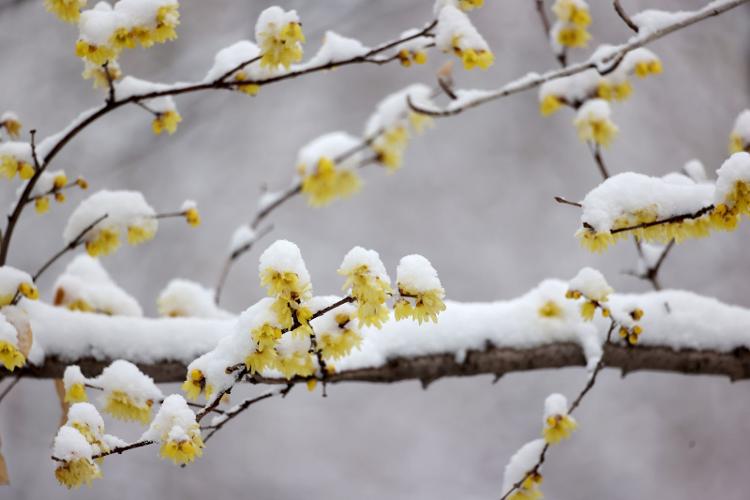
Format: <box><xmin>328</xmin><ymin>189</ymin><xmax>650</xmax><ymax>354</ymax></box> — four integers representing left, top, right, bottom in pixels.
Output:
<box><xmin>8</xmin><ymin>342</ymin><xmax>750</xmax><ymax>384</ymax></box>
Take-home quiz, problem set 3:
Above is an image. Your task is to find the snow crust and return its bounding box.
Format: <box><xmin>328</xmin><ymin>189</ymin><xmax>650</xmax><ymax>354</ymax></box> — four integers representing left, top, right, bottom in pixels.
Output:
<box><xmin>63</xmin><ymin>190</ymin><xmax>157</xmax><ymax>244</ymax></box>
<box><xmin>141</xmin><ymin>394</ymin><xmax>196</xmax><ymax>442</ymax></box>
<box><xmin>502</xmin><ymin>439</ymin><xmax>545</xmax><ymax>492</ymax></box>
<box><xmin>157</xmin><ymin>279</ymin><xmax>230</xmax><ymax>319</ymax></box>
<box><xmin>53</xmin><ymin>425</ymin><xmax>94</xmax><ymax>461</ymax></box>
<box><xmin>304</xmin><ymin>32</ymin><xmax>369</xmax><ymax>67</ymax></box>
<box><xmin>258</xmin><ymin>239</ymin><xmax>311</xmax><ymax>286</ymax></box>
<box><xmin>396</xmin><ymin>255</ymin><xmax>442</xmax><ymax>291</ymax></box>
<box><xmin>435</xmin><ymin>5</ymin><xmax>490</xmax><ymax>53</ymax></box>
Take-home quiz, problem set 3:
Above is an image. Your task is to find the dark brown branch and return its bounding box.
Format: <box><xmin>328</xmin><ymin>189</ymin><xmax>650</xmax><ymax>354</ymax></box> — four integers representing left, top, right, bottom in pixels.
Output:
<box><xmin>609</xmin><ymin>205</ymin><xmax>714</xmax><ymax>235</ymax></box>
<box><xmin>613</xmin><ymin>0</ymin><xmax>640</xmax><ymax>33</ymax></box>
<box><xmin>12</xmin><ymin>341</ymin><xmax>750</xmax><ymax>384</ymax></box>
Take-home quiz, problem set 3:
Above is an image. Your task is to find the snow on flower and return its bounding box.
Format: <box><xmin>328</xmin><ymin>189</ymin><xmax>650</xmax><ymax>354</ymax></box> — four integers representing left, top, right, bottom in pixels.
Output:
<box><xmin>157</xmin><ymin>279</ymin><xmax>230</xmax><ymax>318</ymax></box>
<box><xmin>435</xmin><ymin>5</ymin><xmax>494</xmax><ymax>70</ymax></box>
<box><xmin>502</xmin><ymin>439</ymin><xmax>546</xmax><ymax>500</ymax></box>
<box><xmin>712</xmin><ymin>151</ymin><xmax>750</xmax><ymax>230</ymax></box>
<box><xmin>363</xmin><ymin>84</ymin><xmax>433</xmax><ymax>170</ymax></box>
<box><xmin>53</xmin><ymin>426</ymin><xmax>102</xmax><ymax>489</ymax></box>
<box><xmin>394</xmin><ymin>28</ymin><xmax>431</xmax><ymax>67</ymax></box>
<box><xmin>255</xmin><ymin>6</ymin><xmax>304</xmax><ymax>69</ymax></box>
<box><xmin>0</xmin><ymin>266</ymin><xmax>38</xmax><ymax>307</ymax></box>
<box><xmin>309</xmin><ymin>296</ymin><xmax>361</xmax><ymax>362</ymax></box>
<box><xmin>303</xmin><ymin>31</ymin><xmax>369</xmax><ymax>67</ymax></box>
<box><xmin>393</xmin><ymin>255</ymin><xmax>446</xmax><ymax>324</ymax></box>
<box><xmin>63</xmin><ymin>365</ymin><xmax>89</xmax><ymax>403</ymax></box>
<box><xmin>64</xmin><ymin>190</ymin><xmax>157</xmax><ymax>257</ymax></box>
<box><xmin>0</xmin><ymin>312</ymin><xmax>25</xmax><ymax>371</ymax></box>
<box><xmin>142</xmin><ymin>394</ymin><xmax>203</xmax><ymax>465</ymax></box>
<box><xmin>259</xmin><ymin>239</ymin><xmax>313</xmax><ymax>330</ymax></box>
<box><xmin>203</xmin><ymin>40</ymin><xmax>267</xmax><ymax>95</ymax></box>
<box><xmin>0</xmin><ymin>111</ymin><xmax>22</xmax><ymax>139</ymax></box>
<box><xmin>338</xmin><ymin>246</ymin><xmax>392</xmax><ymax>328</ymax></box>
<box><xmin>729</xmin><ymin>109</ymin><xmax>750</xmax><ymax>153</ymax></box>
<box><xmin>65</xmin><ymin>402</ymin><xmax>109</xmax><ymax>454</ymax></box>
<box><xmin>566</xmin><ymin>267</ymin><xmax>613</xmax><ymax>321</ymax></box>
<box><xmin>542</xmin><ymin>393</ymin><xmax>576</xmax><ymax>444</ymax></box>
<box><xmin>275</xmin><ymin>330</ymin><xmax>315</xmax><ymax>379</ymax></box>
<box><xmin>296</xmin><ymin>132</ymin><xmax>363</xmax><ymax>207</ymax></box>
<box><xmin>0</xmin><ymin>141</ymin><xmax>34</xmax><ymax>180</ymax></box>
<box><xmin>550</xmin><ymin>0</ymin><xmax>591</xmax><ymax>51</ymax></box>
<box><xmin>94</xmin><ymin>360</ymin><xmax>162</xmax><ymax>423</ymax></box>
<box><xmin>53</xmin><ymin>254</ymin><xmax>143</xmax><ymax>315</ymax></box>
<box><xmin>573</xmin><ymin>99</ymin><xmax>618</xmax><ymax>148</ymax></box>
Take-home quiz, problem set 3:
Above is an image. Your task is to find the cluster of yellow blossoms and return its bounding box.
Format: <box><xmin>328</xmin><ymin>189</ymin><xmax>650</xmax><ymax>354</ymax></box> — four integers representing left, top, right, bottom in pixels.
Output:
<box><xmin>34</xmin><ymin>173</ymin><xmax>89</xmax><ymax>215</ymax></box>
<box><xmin>104</xmin><ymin>390</ymin><xmax>155</xmax><ymax>423</ymax></box>
<box><xmin>44</xmin><ymin>0</ymin><xmax>87</xmax><ymax>23</ymax></box>
<box><xmin>0</xmin><ymin>146</ymin><xmax>35</xmax><ymax>181</ymax></box>
<box><xmin>256</xmin><ymin>7</ymin><xmax>305</xmax><ymax>69</ymax></box>
<box><xmin>542</xmin><ymin>394</ymin><xmax>576</xmax><ymax>445</ymax></box>
<box><xmin>552</xmin><ymin>0</ymin><xmax>591</xmax><ymax>48</ymax></box>
<box><xmin>618</xmin><ymin>308</ymin><xmax>644</xmax><ymax>346</ymax></box>
<box><xmin>74</xmin><ymin>2</ymin><xmax>180</xmax><ymax>66</ymax></box>
<box><xmin>0</xmin><ymin>113</ymin><xmax>21</xmax><ymax>139</ymax></box>
<box><xmin>436</xmin><ymin>4</ymin><xmax>494</xmax><ymax>71</ymax></box>
<box><xmin>450</xmin><ymin>35</ymin><xmax>494</xmax><ymax>70</ymax></box>
<box><xmin>397</xmin><ymin>47</ymin><xmax>428</xmax><ymax>67</ymax></box>
<box><xmin>573</xmin><ymin>99</ymin><xmax>618</xmax><ymax>148</ymax></box>
<box><xmin>372</xmin><ymin>111</ymin><xmax>432</xmax><ymax>171</ymax></box>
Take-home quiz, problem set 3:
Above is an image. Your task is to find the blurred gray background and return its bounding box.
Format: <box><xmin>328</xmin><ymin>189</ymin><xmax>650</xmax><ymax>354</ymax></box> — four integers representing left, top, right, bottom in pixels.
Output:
<box><xmin>1</xmin><ymin>0</ymin><xmax>749</xmax><ymax>498</ymax></box>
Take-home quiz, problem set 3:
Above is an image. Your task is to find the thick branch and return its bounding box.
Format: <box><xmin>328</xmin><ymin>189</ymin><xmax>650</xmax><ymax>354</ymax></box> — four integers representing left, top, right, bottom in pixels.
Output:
<box><xmin>10</xmin><ymin>342</ymin><xmax>750</xmax><ymax>383</ymax></box>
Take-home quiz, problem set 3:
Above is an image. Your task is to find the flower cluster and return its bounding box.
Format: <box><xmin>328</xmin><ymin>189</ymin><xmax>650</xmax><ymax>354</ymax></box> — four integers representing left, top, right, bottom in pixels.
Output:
<box><xmin>576</xmin><ymin>152</ymin><xmax>750</xmax><ymax>252</ymax></box>
<box><xmin>255</xmin><ymin>6</ymin><xmax>305</xmax><ymax>69</ymax></box>
<box><xmin>63</xmin><ymin>365</ymin><xmax>89</xmax><ymax>403</ymax></box>
<box><xmin>297</xmin><ymin>132</ymin><xmax>363</xmax><ymax>207</ymax></box>
<box><xmin>617</xmin><ymin>307</ymin><xmax>645</xmax><ymax>345</ymax></box>
<box><xmin>503</xmin><ymin>439</ymin><xmax>546</xmax><ymax>500</ymax></box>
<box><xmin>0</xmin><ymin>311</ymin><xmax>27</xmax><ymax>371</ymax></box>
<box><xmin>29</xmin><ymin>170</ymin><xmax>88</xmax><ymax>215</ymax></box>
<box><xmin>393</xmin><ymin>255</ymin><xmax>446</xmax><ymax>324</ymax></box>
<box><xmin>573</xmin><ymin>99</ymin><xmax>618</xmax><ymax>148</ymax></box>
<box><xmin>45</xmin><ymin>0</ymin><xmax>87</xmax><ymax>23</ymax></box>
<box><xmin>551</xmin><ymin>0</ymin><xmax>591</xmax><ymax>50</ymax></box>
<box><xmin>74</xmin><ymin>0</ymin><xmax>180</xmax><ymax>67</ymax></box>
<box><xmin>64</xmin><ymin>190</ymin><xmax>158</xmax><ymax>257</ymax></box>
<box><xmin>339</xmin><ymin>247</ymin><xmax>393</xmax><ymax>328</ymax></box>
<box><xmin>53</xmin><ymin>426</ymin><xmax>102</xmax><ymax>489</ymax></box>
<box><xmin>395</xmin><ymin>28</ymin><xmax>432</xmax><ymax>67</ymax></box>
<box><xmin>95</xmin><ymin>360</ymin><xmax>163</xmax><ymax>423</ymax></box>
<box><xmin>435</xmin><ymin>5</ymin><xmax>494</xmax><ymax>70</ymax></box>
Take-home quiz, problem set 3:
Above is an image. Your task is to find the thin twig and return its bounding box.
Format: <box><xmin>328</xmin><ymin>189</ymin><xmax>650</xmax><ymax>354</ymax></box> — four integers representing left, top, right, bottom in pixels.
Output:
<box><xmin>0</xmin><ymin>375</ymin><xmax>21</xmax><ymax>405</ymax></box>
<box><xmin>613</xmin><ymin>0</ymin><xmax>640</xmax><ymax>33</ymax></box>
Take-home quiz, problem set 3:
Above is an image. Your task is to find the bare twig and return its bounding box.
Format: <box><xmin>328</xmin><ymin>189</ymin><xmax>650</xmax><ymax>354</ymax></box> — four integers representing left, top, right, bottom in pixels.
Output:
<box><xmin>0</xmin><ymin>375</ymin><xmax>21</xmax><ymax>405</ymax></box>
<box><xmin>613</xmin><ymin>0</ymin><xmax>640</xmax><ymax>33</ymax></box>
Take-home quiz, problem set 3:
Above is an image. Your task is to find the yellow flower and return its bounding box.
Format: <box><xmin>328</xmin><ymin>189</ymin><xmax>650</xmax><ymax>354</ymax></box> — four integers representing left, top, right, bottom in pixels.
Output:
<box><xmin>67</xmin><ymin>299</ymin><xmax>94</xmax><ymax>313</ymax></box>
<box><xmin>580</xmin><ymin>300</ymin><xmax>597</xmax><ymax>321</ymax></box>
<box><xmin>339</xmin><ymin>265</ymin><xmax>392</xmax><ymax>328</ymax></box>
<box><xmin>553</xmin><ymin>0</ymin><xmax>591</xmax><ymax>27</ymax></box>
<box><xmin>729</xmin><ymin>133</ymin><xmax>745</xmax><ymax>154</ymax></box>
<box><xmin>276</xmin><ymin>351</ymin><xmax>315</xmax><ymax>379</ymax></box>
<box><xmin>76</xmin><ymin>177</ymin><xmax>89</xmax><ymax>189</ymax></box>
<box><xmin>55</xmin><ymin>458</ymin><xmax>102</xmax><ymax>489</ymax></box>
<box><xmin>260</xmin><ymin>269</ymin><xmax>310</xmax><ymax>302</ymax></box>
<box><xmin>160</xmin><ymin>430</ymin><xmax>203</xmax><ymax>465</ymax></box>
<box><xmin>408</xmin><ymin>111</ymin><xmax>433</xmax><ymax>134</ymax></box>
<box><xmin>152</xmin><ymin>110</ymin><xmax>182</xmax><ymax>135</ymax></box>
<box><xmin>151</xmin><ymin>4</ymin><xmax>180</xmax><ymax>45</ymax></box>
<box><xmin>44</xmin><ymin>0</ymin><xmax>85</xmax><ymax>23</ymax></box>
<box><xmin>597</xmin><ymin>80</ymin><xmax>631</xmax><ymax>101</ymax></box>
<box><xmin>539</xmin><ymin>95</ymin><xmax>563</xmax><ymax>116</ymax></box>
<box><xmin>251</xmin><ymin>323</ymin><xmax>283</xmax><ymax>350</ymax></box>
<box><xmin>397</xmin><ymin>49</ymin><xmax>428</xmax><ymax>67</ymax></box>
<box><xmin>395</xmin><ymin>288</ymin><xmax>446</xmax><ymax>325</ymax></box>
<box><xmin>82</xmin><ymin>62</ymin><xmax>122</xmax><ymax>89</ymax></box>
<box><xmin>181</xmin><ymin>369</ymin><xmax>212</xmax><ymax>401</ymax></box>
<box><xmin>233</xmin><ymin>71</ymin><xmax>261</xmax><ymax>96</ymax></box>
<box><xmin>259</xmin><ymin>20</ymin><xmax>305</xmax><ymax>69</ymax></box>
<box><xmin>183</xmin><ymin>207</ymin><xmax>200</xmax><ymax>226</ymax></box>
<box><xmin>0</xmin><ymin>155</ymin><xmax>18</xmax><ymax>179</ymax></box>
<box><xmin>1</xmin><ymin>117</ymin><xmax>21</xmax><ymax>139</ymax></box>
<box><xmin>373</xmin><ymin>126</ymin><xmax>410</xmax><ymax>171</ymax></box>
<box><xmin>458</xmin><ymin>0</ymin><xmax>484</xmax><ymax>10</ymax></box>
<box><xmin>245</xmin><ymin>347</ymin><xmax>278</xmax><ymax>375</ymax></box>
<box><xmin>634</xmin><ymin>59</ymin><xmax>662</xmax><ymax>78</ymax></box>
<box><xmin>19</xmin><ymin>162</ymin><xmax>35</xmax><ymax>180</ymax></box>
<box><xmin>300</xmin><ymin>156</ymin><xmax>362</xmax><ymax>207</ymax></box>
<box><xmin>710</xmin><ymin>203</ymin><xmax>740</xmax><ymax>231</ymax></box>
<box><xmin>55</xmin><ymin>192</ymin><xmax>66</xmax><ymax>203</ymax></box>
<box><xmin>318</xmin><ymin>315</ymin><xmax>362</xmax><ymax>360</ymax></box>
<box><xmin>65</xmin><ymin>382</ymin><xmax>88</xmax><ymax>403</ymax></box>
<box><xmin>19</xmin><ymin>281</ymin><xmax>39</xmax><ymax>300</ymax></box>
<box><xmin>75</xmin><ymin>40</ymin><xmax>118</xmax><ymax>66</ymax></box>
<box><xmin>577</xmin><ymin>227</ymin><xmax>615</xmax><ymax>253</ymax></box>
<box><xmin>538</xmin><ymin>300</ymin><xmax>563</xmax><ymax>319</ymax></box>
<box><xmin>556</xmin><ymin>25</ymin><xmax>591</xmax><ymax>48</ymax></box>
<box><xmin>126</xmin><ymin>224</ymin><xmax>156</xmax><ymax>245</ymax></box>
<box><xmin>85</xmin><ymin>227</ymin><xmax>120</xmax><ymax>257</ymax></box>
<box><xmin>103</xmin><ymin>390</ymin><xmax>153</xmax><ymax>424</ymax></box>
<box><xmin>543</xmin><ymin>414</ymin><xmax>577</xmax><ymax>444</ymax></box>
<box><xmin>0</xmin><ymin>340</ymin><xmax>25</xmax><ymax>371</ymax></box>
<box><xmin>575</xmin><ymin>112</ymin><xmax>618</xmax><ymax>147</ymax></box>
<box><xmin>451</xmin><ymin>37</ymin><xmax>494</xmax><ymax>70</ymax></box>
<box><xmin>508</xmin><ymin>472</ymin><xmax>543</xmax><ymax>500</ymax></box>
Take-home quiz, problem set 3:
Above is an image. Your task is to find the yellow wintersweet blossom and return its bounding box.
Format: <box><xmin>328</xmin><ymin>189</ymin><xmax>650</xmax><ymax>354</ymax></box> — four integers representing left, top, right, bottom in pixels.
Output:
<box><xmin>160</xmin><ymin>428</ymin><xmax>204</xmax><ymax>465</ymax></box>
<box><xmin>575</xmin><ymin>113</ymin><xmax>618</xmax><ymax>147</ymax></box>
<box><xmin>553</xmin><ymin>0</ymin><xmax>591</xmax><ymax>27</ymax></box>
<box><xmin>75</xmin><ymin>40</ymin><xmax>118</xmax><ymax>66</ymax></box>
<box><xmin>44</xmin><ymin>0</ymin><xmax>86</xmax><ymax>23</ymax></box>
<box><xmin>260</xmin><ymin>268</ymin><xmax>310</xmax><ymax>302</ymax></box>
<box><xmin>576</xmin><ymin>227</ymin><xmax>617</xmax><ymax>253</ymax></box>
<box><xmin>300</xmin><ymin>157</ymin><xmax>361</xmax><ymax>207</ymax></box>
<box><xmin>710</xmin><ymin>203</ymin><xmax>740</xmax><ymax>231</ymax></box>
<box><xmin>103</xmin><ymin>390</ymin><xmax>153</xmax><ymax>424</ymax></box>
<box><xmin>458</xmin><ymin>0</ymin><xmax>484</xmax><ymax>10</ymax></box>
<box><xmin>126</xmin><ymin>224</ymin><xmax>156</xmax><ymax>245</ymax></box>
<box><xmin>85</xmin><ymin>227</ymin><xmax>120</xmax><ymax>257</ymax></box>
<box><xmin>1</xmin><ymin>116</ymin><xmax>21</xmax><ymax>139</ymax></box>
<box><xmin>556</xmin><ymin>25</ymin><xmax>591</xmax><ymax>48</ymax></box>
<box><xmin>151</xmin><ymin>4</ymin><xmax>180</xmax><ymax>45</ymax></box>
<box><xmin>619</xmin><ymin>324</ymin><xmax>643</xmax><ymax>345</ymax></box>
<box><xmin>251</xmin><ymin>323</ymin><xmax>284</xmax><ymax>350</ymax></box>
<box><xmin>64</xmin><ymin>382</ymin><xmax>88</xmax><ymax>403</ymax></box>
<box><xmin>451</xmin><ymin>36</ymin><xmax>494</xmax><ymax>70</ymax></box>
<box><xmin>597</xmin><ymin>80</ymin><xmax>632</xmax><ymax>101</ymax></box>
<box><xmin>580</xmin><ymin>300</ymin><xmax>597</xmax><ymax>321</ymax></box>
<box><xmin>181</xmin><ymin>369</ymin><xmax>213</xmax><ymax>401</ymax></box>
<box><xmin>539</xmin><ymin>95</ymin><xmax>563</xmax><ymax>117</ymax></box>
<box><xmin>339</xmin><ymin>265</ymin><xmax>392</xmax><ymax>328</ymax></box>
<box><xmin>1</xmin><ymin>155</ymin><xmax>34</xmax><ymax>180</ymax></box>
<box><xmin>259</xmin><ymin>20</ymin><xmax>305</xmax><ymax>69</ymax></box>
<box><xmin>82</xmin><ymin>62</ymin><xmax>122</xmax><ymax>89</ymax></box>
<box><xmin>537</xmin><ymin>300</ymin><xmax>563</xmax><ymax>319</ymax></box>
<box><xmin>0</xmin><ymin>340</ymin><xmax>25</xmax><ymax>371</ymax></box>
<box><xmin>233</xmin><ymin>71</ymin><xmax>261</xmax><ymax>96</ymax></box>
<box><xmin>373</xmin><ymin>126</ymin><xmax>410</xmax><ymax>171</ymax></box>
<box><xmin>19</xmin><ymin>281</ymin><xmax>39</xmax><ymax>300</ymax></box>
<box><xmin>152</xmin><ymin>110</ymin><xmax>182</xmax><ymax>135</ymax></box>
<box><xmin>318</xmin><ymin>313</ymin><xmax>362</xmax><ymax>360</ymax></box>
<box><xmin>55</xmin><ymin>458</ymin><xmax>102</xmax><ymax>489</ymax></box>
<box><xmin>634</xmin><ymin>59</ymin><xmax>663</xmax><ymax>78</ymax></box>
<box><xmin>509</xmin><ymin>472</ymin><xmax>543</xmax><ymax>500</ymax></box>
<box><xmin>543</xmin><ymin>414</ymin><xmax>577</xmax><ymax>444</ymax></box>
<box><xmin>397</xmin><ymin>48</ymin><xmax>428</xmax><ymax>67</ymax></box>
<box><xmin>244</xmin><ymin>347</ymin><xmax>278</xmax><ymax>374</ymax></box>
<box><xmin>729</xmin><ymin>133</ymin><xmax>745</xmax><ymax>154</ymax></box>
<box><xmin>276</xmin><ymin>351</ymin><xmax>315</xmax><ymax>379</ymax></box>
<box><xmin>393</xmin><ymin>289</ymin><xmax>446</xmax><ymax>325</ymax></box>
